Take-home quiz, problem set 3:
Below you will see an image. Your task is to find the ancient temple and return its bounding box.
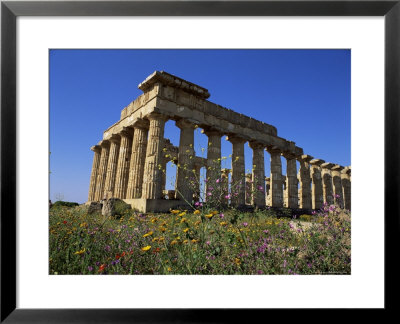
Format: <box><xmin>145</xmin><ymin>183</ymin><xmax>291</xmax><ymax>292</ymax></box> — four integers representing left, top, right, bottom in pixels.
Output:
<box><xmin>87</xmin><ymin>71</ymin><xmax>351</xmax><ymax>212</ymax></box>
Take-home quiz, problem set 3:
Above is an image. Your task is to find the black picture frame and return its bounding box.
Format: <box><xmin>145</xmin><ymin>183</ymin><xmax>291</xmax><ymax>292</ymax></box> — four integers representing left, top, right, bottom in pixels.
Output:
<box><xmin>1</xmin><ymin>0</ymin><xmax>398</xmax><ymax>322</ymax></box>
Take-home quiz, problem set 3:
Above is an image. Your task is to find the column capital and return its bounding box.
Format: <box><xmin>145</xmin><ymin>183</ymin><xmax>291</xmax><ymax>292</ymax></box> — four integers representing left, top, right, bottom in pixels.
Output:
<box><xmin>298</xmin><ymin>154</ymin><xmax>314</xmax><ymax>162</ymax></box>
<box><xmin>321</xmin><ymin>162</ymin><xmax>335</xmax><ymax>170</ymax></box>
<box><xmin>282</xmin><ymin>151</ymin><xmax>296</xmax><ymax>159</ymax></box>
<box><xmin>133</xmin><ymin>118</ymin><xmax>150</xmax><ymax>130</ymax></box>
<box><xmin>109</xmin><ymin>134</ymin><xmax>121</xmax><ymax>144</ymax></box>
<box><xmin>331</xmin><ymin>164</ymin><xmax>345</xmax><ymax>172</ymax></box>
<box><xmin>266</xmin><ymin>145</ymin><xmax>281</xmax><ymax>154</ymax></box>
<box><xmin>99</xmin><ymin>140</ymin><xmax>110</xmax><ymax>148</ymax></box>
<box><xmin>202</xmin><ymin>127</ymin><xmax>223</xmax><ymax>137</ymax></box>
<box><xmin>91</xmin><ymin>145</ymin><xmax>101</xmax><ymax>153</ymax></box>
<box><xmin>248</xmin><ymin>141</ymin><xmax>265</xmax><ymax>150</ymax></box>
<box><xmin>145</xmin><ymin>112</ymin><xmax>169</xmax><ymax>122</ymax></box>
<box><xmin>176</xmin><ymin>119</ymin><xmax>196</xmax><ymax>130</ymax></box>
<box><xmin>342</xmin><ymin>166</ymin><xmax>351</xmax><ymax>175</ymax></box>
<box><xmin>310</xmin><ymin>158</ymin><xmax>325</xmax><ymax>166</ymax></box>
<box><xmin>226</xmin><ymin>135</ymin><xmax>246</xmax><ymax>144</ymax></box>
<box><xmin>119</xmin><ymin>126</ymin><xmax>134</xmax><ymax>137</ymax></box>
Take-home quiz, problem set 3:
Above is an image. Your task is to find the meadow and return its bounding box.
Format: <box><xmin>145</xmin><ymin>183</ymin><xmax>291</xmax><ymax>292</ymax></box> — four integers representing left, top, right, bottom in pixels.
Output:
<box><xmin>49</xmin><ymin>201</ymin><xmax>351</xmax><ymax>275</ymax></box>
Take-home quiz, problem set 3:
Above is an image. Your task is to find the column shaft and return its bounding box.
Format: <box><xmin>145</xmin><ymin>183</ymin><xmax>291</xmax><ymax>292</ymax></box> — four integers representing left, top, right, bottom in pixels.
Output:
<box><xmin>268</xmin><ymin>147</ymin><xmax>283</xmax><ymax>207</ymax></box>
<box><xmin>284</xmin><ymin>154</ymin><xmax>298</xmax><ymax>208</ymax></box>
<box><xmin>298</xmin><ymin>155</ymin><xmax>313</xmax><ymax>209</ymax></box>
<box><xmin>88</xmin><ymin>145</ymin><xmax>101</xmax><ymax>202</ymax></box>
<box><xmin>103</xmin><ymin>137</ymin><xmax>120</xmax><ymax>199</ymax></box>
<box><xmin>126</xmin><ymin>120</ymin><xmax>149</xmax><ymax>199</ymax></box>
<box><xmin>331</xmin><ymin>165</ymin><xmax>344</xmax><ymax>207</ymax></box>
<box><xmin>341</xmin><ymin>167</ymin><xmax>351</xmax><ymax>210</ymax></box>
<box><xmin>250</xmin><ymin>142</ymin><xmax>266</xmax><ymax>207</ymax></box>
<box><xmin>114</xmin><ymin>129</ymin><xmax>133</xmax><ymax>199</ymax></box>
<box><xmin>142</xmin><ymin>114</ymin><xmax>167</xmax><ymax>200</ymax></box>
<box><xmin>94</xmin><ymin>141</ymin><xmax>110</xmax><ymax>201</ymax></box>
<box><xmin>310</xmin><ymin>159</ymin><xmax>324</xmax><ymax>209</ymax></box>
<box><xmin>204</xmin><ymin>130</ymin><xmax>222</xmax><ymax>194</ymax></box>
<box><xmin>175</xmin><ymin>120</ymin><xmax>195</xmax><ymax>203</ymax></box>
<box><xmin>321</xmin><ymin>163</ymin><xmax>334</xmax><ymax>205</ymax></box>
<box><xmin>229</xmin><ymin>137</ymin><xmax>246</xmax><ymax>207</ymax></box>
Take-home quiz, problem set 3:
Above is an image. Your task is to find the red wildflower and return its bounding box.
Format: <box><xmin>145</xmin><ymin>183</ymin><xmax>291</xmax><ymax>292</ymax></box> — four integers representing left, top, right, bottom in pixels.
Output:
<box><xmin>98</xmin><ymin>264</ymin><xmax>106</xmax><ymax>272</ymax></box>
<box><xmin>63</xmin><ymin>221</ymin><xmax>67</xmax><ymax>224</ymax></box>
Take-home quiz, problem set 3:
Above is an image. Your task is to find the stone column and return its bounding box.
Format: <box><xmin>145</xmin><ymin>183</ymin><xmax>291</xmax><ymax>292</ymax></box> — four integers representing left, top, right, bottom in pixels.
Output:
<box><xmin>267</xmin><ymin>146</ymin><xmax>283</xmax><ymax>207</ymax></box>
<box><xmin>126</xmin><ymin>119</ymin><xmax>149</xmax><ymax>199</ymax></box>
<box><xmin>249</xmin><ymin>142</ymin><xmax>266</xmax><ymax>207</ymax></box>
<box><xmin>298</xmin><ymin>154</ymin><xmax>313</xmax><ymax>209</ymax></box>
<box><xmin>204</xmin><ymin>129</ymin><xmax>222</xmax><ymax>193</ymax></box>
<box><xmin>283</xmin><ymin>152</ymin><xmax>298</xmax><ymax>209</ymax></box>
<box><xmin>114</xmin><ymin>127</ymin><xmax>133</xmax><ymax>199</ymax></box>
<box><xmin>221</xmin><ymin>168</ymin><xmax>231</xmax><ymax>205</ymax></box>
<box><xmin>331</xmin><ymin>165</ymin><xmax>344</xmax><ymax>207</ymax></box>
<box><xmin>341</xmin><ymin>167</ymin><xmax>351</xmax><ymax>210</ymax></box>
<box><xmin>175</xmin><ymin>119</ymin><xmax>196</xmax><ymax>203</ymax></box>
<box><xmin>228</xmin><ymin>136</ymin><xmax>246</xmax><ymax>207</ymax></box>
<box><xmin>142</xmin><ymin>113</ymin><xmax>168</xmax><ymax>200</ymax></box>
<box><xmin>193</xmin><ymin>163</ymin><xmax>201</xmax><ymax>202</ymax></box>
<box><xmin>321</xmin><ymin>162</ymin><xmax>335</xmax><ymax>205</ymax></box>
<box><xmin>310</xmin><ymin>159</ymin><xmax>324</xmax><ymax>210</ymax></box>
<box><xmin>245</xmin><ymin>173</ymin><xmax>252</xmax><ymax>205</ymax></box>
<box><xmin>265</xmin><ymin>177</ymin><xmax>271</xmax><ymax>206</ymax></box>
<box><xmin>88</xmin><ymin>145</ymin><xmax>101</xmax><ymax>202</ymax></box>
<box><xmin>103</xmin><ymin>135</ymin><xmax>121</xmax><ymax>199</ymax></box>
<box><xmin>94</xmin><ymin>140</ymin><xmax>110</xmax><ymax>201</ymax></box>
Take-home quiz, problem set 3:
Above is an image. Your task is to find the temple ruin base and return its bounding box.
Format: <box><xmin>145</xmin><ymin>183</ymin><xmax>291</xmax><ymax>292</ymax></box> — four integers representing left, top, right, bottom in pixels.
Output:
<box><xmin>123</xmin><ymin>198</ymin><xmax>189</xmax><ymax>213</ymax></box>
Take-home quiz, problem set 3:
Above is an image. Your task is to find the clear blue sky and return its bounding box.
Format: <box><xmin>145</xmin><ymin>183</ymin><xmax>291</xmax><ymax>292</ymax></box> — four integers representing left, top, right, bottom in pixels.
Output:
<box><xmin>50</xmin><ymin>49</ymin><xmax>350</xmax><ymax>204</ymax></box>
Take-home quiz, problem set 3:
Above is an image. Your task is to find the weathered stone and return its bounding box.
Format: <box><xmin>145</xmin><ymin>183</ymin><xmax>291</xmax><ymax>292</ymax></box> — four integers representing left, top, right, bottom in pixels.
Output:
<box><xmin>103</xmin><ymin>134</ymin><xmax>121</xmax><ymax>199</ymax></box>
<box><xmin>88</xmin><ymin>145</ymin><xmax>101</xmax><ymax>202</ymax></box>
<box><xmin>267</xmin><ymin>146</ymin><xmax>283</xmax><ymax>207</ymax></box>
<box><xmin>101</xmin><ymin>198</ymin><xmax>131</xmax><ymax>218</ymax></box>
<box><xmin>310</xmin><ymin>159</ymin><xmax>325</xmax><ymax>210</ymax></box>
<box><xmin>331</xmin><ymin>165</ymin><xmax>344</xmax><ymax>207</ymax></box>
<box><xmin>321</xmin><ymin>162</ymin><xmax>335</xmax><ymax>205</ymax></box>
<box><xmin>341</xmin><ymin>166</ymin><xmax>351</xmax><ymax>210</ymax></box>
<box><xmin>298</xmin><ymin>154</ymin><xmax>313</xmax><ymax>209</ymax></box>
<box><xmin>283</xmin><ymin>152</ymin><xmax>298</xmax><ymax>208</ymax></box>
<box><xmin>249</xmin><ymin>141</ymin><xmax>265</xmax><ymax>207</ymax></box>
<box><xmin>114</xmin><ymin>128</ymin><xmax>133</xmax><ymax>199</ymax></box>
<box><xmin>88</xmin><ymin>201</ymin><xmax>102</xmax><ymax>214</ymax></box>
<box><xmin>228</xmin><ymin>136</ymin><xmax>246</xmax><ymax>207</ymax></box>
<box><xmin>94</xmin><ymin>140</ymin><xmax>110</xmax><ymax>201</ymax></box>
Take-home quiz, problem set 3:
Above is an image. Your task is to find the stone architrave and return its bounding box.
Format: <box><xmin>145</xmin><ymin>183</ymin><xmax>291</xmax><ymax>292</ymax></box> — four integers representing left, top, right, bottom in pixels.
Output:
<box><xmin>228</xmin><ymin>136</ymin><xmax>246</xmax><ymax>207</ymax></box>
<box><xmin>126</xmin><ymin>119</ymin><xmax>149</xmax><ymax>199</ymax></box>
<box><xmin>103</xmin><ymin>135</ymin><xmax>121</xmax><ymax>199</ymax></box>
<box><xmin>94</xmin><ymin>140</ymin><xmax>110</xmax><ymax>201</ymax></box>
<box><xmin>204</xmin><ymin>129</ymin><xmax>222</xmax><ymax>194</ymax></box>
<box><xmin>341</xmin><ymin>167</ymin><xmax>351</xmax><ymax>210</ymax></box>
<box><xmin>310</xmin><ymin>159</ymin><xmax>325</xmax><ymax>210</ymax></box>
<box><xmin>249</xmin><ymin>141</ymin><xmax>266</xmax><ymax>207</ymax></box>
<box><xmin>321</xmin><ymin>162</ymin><xmax>335</xmax><ymax>205</ymax></box>
<box><xmin>88</xmin><ymin>145</ymin><xmax>101</xmax><ymax>202</ymax></box>
<box><xmin>267</xmin><ymin>146</ymin><xmax>283</xmax><ymax>207</ymax></box>
<box><xmin>245</xmin><ymin>173</ymin><xmax>252</xmax><ymax>205</ymax></box>
<box><xmin>298</xmin><ymin>154</ymin><xmax>313</xmax><ymax>209</ymax></box>
<box><xmin>142</xmin><ymin>113</ymin><xmax>168</xmax><ymax>200</ymax></box>
<box><xmin>114</xmin><ymin>127</ymin><xmax>133</xmax><ymax>199</ymax></box>
<box><xmin>283</xmin><ymin>152</ymin><xmax>298</xmax><ymax>209</ymax></box>
<box><xmin>175</xmin><ymin>119</ymin><xmax>196</xmax><ymax>203</ymax></box>
<box><xmin>331</xmin><ymin>165</ymin><xmax>344</xmax><ymax>207</ymax></box>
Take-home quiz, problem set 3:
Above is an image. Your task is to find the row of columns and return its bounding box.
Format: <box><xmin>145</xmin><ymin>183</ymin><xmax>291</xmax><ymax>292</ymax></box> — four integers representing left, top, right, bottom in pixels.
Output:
<box><xmin>89</xmin><ymin>112</ymin><xmax>350</xmax><ymax>211</ymax></box>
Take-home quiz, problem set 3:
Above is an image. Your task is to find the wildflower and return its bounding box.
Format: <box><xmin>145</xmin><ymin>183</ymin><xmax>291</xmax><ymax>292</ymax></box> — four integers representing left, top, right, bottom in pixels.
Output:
<box><xmin>216</xmin><ymin>179</ymin><xmax>220</xmax><ymax>183</ymax></box>
<box><xmin>167</xmin><ymin>267</ymin><xmax>172</xmax><ymax>271</ymax></box>
<box><xmin>193</xmin><ymin>210</ymin><xmax>201</xmax><ymax>215</ymax></box>
<box><xmin>152</xmin><ymin>247</ymin><xmax>161</xmax><ymax>254</ymax></box>
<box><xmin>98</xmin><ymin>264</ymin><xmax>106</xmax><ymax>272</ymax></box>
<box><xmin>211</xmin><ymin>211</ymin><xmax>219</xmax><ymax>215</ymax></box>
<box><xmin>206</xmin><ymin>241</ymin><xmax>211</xmax><ymax>245</ymax></box>
<box><xmin>191</xmin><ymin>239</ymin><xmax>199</xmax><ymax>243</ymax></box>
<box><xmin>207</xmin><ymin>192</ymin><xmax>212</xmax><ymax>196</ymax></box>
<box><xmin>220</xmin><ymin>221</ymin><xmax>228</xmax><ymax>226</ymax></box>
<box><xmin>158</xmin><ymin>237</ymin><xmax>165</xmax><ymax>242</ymax></box>
<box><xmin>63</xmin><ymin>220</ymin><xmax>67</xmax><ymax>224</ymax></box>
<box><xmin>283</xmin><ymin>260</ymin><xmax>287</xmax><ymax>268</ymax></box>
<box><xmin>88</xmin><ymin>266</ymin><xmax>93</xmax><ymax>272</ymax></box>
<box><xmin>242</xmin><ymin>222</ymin><xmax>248</xmax><ymax>227</ymax></box>
<box><xmin>170</xmin><ymin>240</ymin><xmax>178</xmax><ymax>246</ymax></box>
<box><xmin>170</xmin><ymin>210</ymin><xmax>180</xmax><ymax>214</ymax></box>
<box><xmin>178</xmin><ymin>211</ymin><xmax>186</xmax><ymax>217</ymax></box>
<box><xmin>194</xmin><ymin>201</ymin><xmax>203</xmax><ymax>207</ymax></box>
<box><xmin>141</xmin><ymin>245</ymin><xmax>151</xmax><ymax>251</ymax></box>
<box><xmin>234</xmin><ymin>258</ymin><xmax>241</xmax><ymax>265</ymax></box>
<box><xmin>219</xmin><ymin>213</ymin><xmax>225</xmax><ymax>219</ymax></box>
<box><xmin>180</xmin><ymin>218</ymin><xmax>187</xmax><ymax>223</ymax></box>
<box><xmin>183</xmin><ymin>240</ymin><xmax>188</xmax><ymax>244</ymax></box>
<box><xmin>183</xmin><ymin>228</ymin><xmax>189</xmax><ymax>233</ymax></box>
<box><xmin>159</xmin><ymin>226</ymin><xmax>166</xmax><ymax>232</ymax></box>
<box><xmin>194</xmin><ymin>220</ymin><xmax>201</xmax><ymax>225</ymax></box>
<box><xmin>143</xmin><ymin>231</ymin><xmax>153</xmax><ymax>238</ymax></box>
<box><xmin>205</xmin><ymin>214</ymin><xmax>213</xmax><ymax>219</ymax></box>
<box><xmin>74</xmin><ymin>248</ymin><xmax>86</xmax><ymax>255</ymax></box>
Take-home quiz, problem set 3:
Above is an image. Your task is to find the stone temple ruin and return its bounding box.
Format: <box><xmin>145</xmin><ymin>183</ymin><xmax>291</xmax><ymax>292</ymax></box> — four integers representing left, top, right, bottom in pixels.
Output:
<box><xmin>87</xmin><ymin>71</ymin><xmax>351</xmax><ymax>213</ymax></box>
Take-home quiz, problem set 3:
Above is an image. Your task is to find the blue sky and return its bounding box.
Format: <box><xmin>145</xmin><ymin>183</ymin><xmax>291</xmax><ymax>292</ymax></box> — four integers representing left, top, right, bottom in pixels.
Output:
<box><xmin>50</xmin><ymin>49</ymin><xmax>350</xmax><ymax>204</ymax></box>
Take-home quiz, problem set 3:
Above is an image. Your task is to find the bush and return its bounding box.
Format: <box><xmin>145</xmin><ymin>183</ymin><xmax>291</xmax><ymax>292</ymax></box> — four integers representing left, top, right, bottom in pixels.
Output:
<box><xmin>52</xmin><ymin>201</ymin><xmax>79</xmax><ymax>208</ymax></box>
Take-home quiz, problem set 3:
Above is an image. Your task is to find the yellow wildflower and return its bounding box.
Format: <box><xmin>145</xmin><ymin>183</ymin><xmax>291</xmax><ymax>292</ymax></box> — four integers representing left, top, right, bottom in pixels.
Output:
<box><xmin>170</xmin><ymin>240</ymin><xmax>178</xmax><ymax>246</ymax></box>
<box><xmin>180</xmin><ymin>218</ymin><xmax>187</xmax><ymax>223</ymax></box>
<box><xmin>178</xmin><ymin>212</ymin><xmax>186</xmax><ymax>217</ymax></box>
<box><xmin>205</xmin><ymin>214</ymin><xmax>213</xmax><ymax>219</ymax></box>
<box><xmin>193</xmin><ymin>210</ymin><xmax>201</xmax><ymax>215</ymax></box>
<box><xmin>159</xmin><ymin>237</ymin><xmax>165</xmax><ymax>242</ymax></box>
<box><xmin>141</xmin><ymin>245</ymin><xmax>151</xmax><ymax>251</ymax></box>
<box><xmin>170</xmin><ymin>210</ymin><xmax>180</xmax><ymax>214</ymax></box>
<box><xmin>159</xmin><ymin>226</ymin><xmax>166</xmax><ymax>232</ymax></box>
<box><xmin>234</xmin><ymin>258</ymin><xmax>241</xmax><ymax>265</ymax></box>
<box><xmin>220</xmin><ymin>221</ymin><xmax>228</xmax><ymax>226</ymax></box>
<box><xmin>211</xmin><ymin>211</ymin><xmax>219</xmax><ymax>215</ymax></box>
<box><xmin>194</xmin><ymin>220</ymin><xmax>201</xmax><ymax>225</ymax></box>
<box><xmin>74</xmin><ymin>248</ymin><xmax>85</xmax><ymax>255</ymax></box>
<box><xmin>183</xmin><ymin>228</ymin><xmax>189</xmax><ymax>233</ymax></box>
<box><xmin>143</xmin><ymin>231</ymin><xmax>153</xmax><ymax>238</ymax></box>
<box><xmin>183</xmin><ymin>240</ymin><xmax>188</xmax><ymax>244</ymax></box>
<box><xmin>191</xmin><ymin>239</ymin><xmax>199</xmax><ymax>243</ymax></box>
